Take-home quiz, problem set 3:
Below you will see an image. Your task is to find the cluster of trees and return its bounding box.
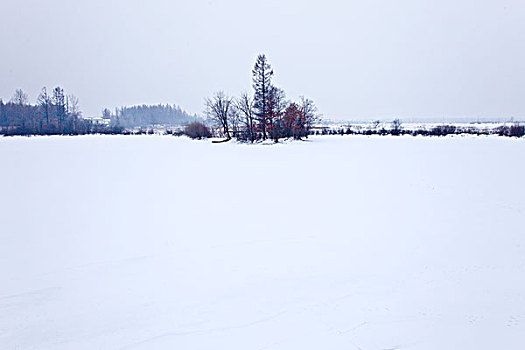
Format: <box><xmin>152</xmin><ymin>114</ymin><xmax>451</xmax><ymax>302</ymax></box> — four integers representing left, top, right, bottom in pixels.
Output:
<box><xmin>0</xmin><ymin>88</ymin><xmax>115</xmax><ymax>136</ymax></box>
<box><xmin>205</xmin><ymin>54</ymin><xmax>319</xmax><ymax>142</ymax></box>
<box><xmin>108</xmin><ymin>104</ymin><xmax>197</xmax><ymax>129</ymax></box>
<box><xmin>1</xmin><ymin>88</ymin><xmax>200</xmax><ymax>136</ymax></box>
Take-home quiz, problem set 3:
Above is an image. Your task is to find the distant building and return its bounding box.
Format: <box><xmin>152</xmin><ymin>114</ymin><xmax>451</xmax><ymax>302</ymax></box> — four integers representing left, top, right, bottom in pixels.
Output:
<box><xmin>83</xmin><ymin>116</ymin><xmax>111</xmax><ymax>126</ymax></box>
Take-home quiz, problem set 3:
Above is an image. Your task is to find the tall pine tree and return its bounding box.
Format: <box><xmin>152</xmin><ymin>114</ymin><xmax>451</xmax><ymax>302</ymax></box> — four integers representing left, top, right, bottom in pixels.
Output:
<box><xmin>53</xmin><ymin>87</ymin><xmax>66</xmax><ymax>129</ymax></box>
<box><xmin>252</xmin><ymin>54</ymin><xmax>274</xmax><ymax>140</ymax></box>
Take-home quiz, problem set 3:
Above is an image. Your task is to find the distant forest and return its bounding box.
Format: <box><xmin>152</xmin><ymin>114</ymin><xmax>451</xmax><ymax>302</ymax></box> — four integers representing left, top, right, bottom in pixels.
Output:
<box><xmin>0</xmin><ymin>87</ymin><xmax>116</xmax><ymax>136</ymax></box>
<box><xmin>108</xmin><ymin>104</ymin><xmax>197</xmax><ymax>129</ymax></box>
<box><xmin>0</xmin><ymin>87</ymin><xmax>199</xmax><ymax>136</ymax></box>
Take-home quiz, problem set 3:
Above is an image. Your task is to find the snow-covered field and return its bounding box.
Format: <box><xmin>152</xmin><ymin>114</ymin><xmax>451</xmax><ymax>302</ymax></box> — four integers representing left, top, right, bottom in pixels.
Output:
<box><xmin>1</xmin><ymin>135</ymin><xmax>524</xmax><ymax>350</ymax></box>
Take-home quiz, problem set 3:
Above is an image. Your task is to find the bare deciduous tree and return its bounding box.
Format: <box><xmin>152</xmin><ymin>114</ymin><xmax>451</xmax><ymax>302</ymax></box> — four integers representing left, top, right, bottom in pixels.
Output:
<box><xmin>68</xmin><ymin>94</ymin><xmax>81</xmax><ymax>118</ymax></box>
<box><xmin>205</xmin><ymin>91</ymin><xmax>233</xmax><ymax>141</ymax></box>
<box><xmin>235</xmin><ymin>92</ymin><xmax>255</xmax><ymax>142</ymax></box>
<box><xmin>11</xmin><ymin>89</ymin><xmax>28</xmax><ymax>105</ymax></box>
<box><xmin>299</xmin><ymin>96</ymin><xmax>318</xmax><ymax>137</ymax></box>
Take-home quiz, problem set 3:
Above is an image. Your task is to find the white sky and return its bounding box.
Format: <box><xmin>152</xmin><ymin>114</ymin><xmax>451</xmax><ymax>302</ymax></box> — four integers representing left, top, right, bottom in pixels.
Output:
<box><xmin>1</xmin><ymin>0</ymin><xmax>524</xmax><ymax>120</ymax></box>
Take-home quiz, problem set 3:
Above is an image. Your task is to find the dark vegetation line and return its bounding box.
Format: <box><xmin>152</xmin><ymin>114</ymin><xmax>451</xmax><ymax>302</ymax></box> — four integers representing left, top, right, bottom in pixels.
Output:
<box><xmin>312</xmin><ymin>120</ymin><xmax>525</xmax><ymax>138</ymax></box>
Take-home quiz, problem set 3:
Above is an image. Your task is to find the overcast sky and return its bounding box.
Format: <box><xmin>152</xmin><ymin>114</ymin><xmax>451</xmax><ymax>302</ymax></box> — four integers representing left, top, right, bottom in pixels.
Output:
<box><xmin>1</xmin><ymin>0</ymin><xmax>524</xmax><ymax>120</ymax></box>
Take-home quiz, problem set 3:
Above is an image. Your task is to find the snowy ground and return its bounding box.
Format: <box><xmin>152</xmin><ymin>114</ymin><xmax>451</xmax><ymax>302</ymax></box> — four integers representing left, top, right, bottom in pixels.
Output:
<box><xmin>1</xmin><ymin>135</ymin><xmax>524</xmax><ymax>350</ymax></box>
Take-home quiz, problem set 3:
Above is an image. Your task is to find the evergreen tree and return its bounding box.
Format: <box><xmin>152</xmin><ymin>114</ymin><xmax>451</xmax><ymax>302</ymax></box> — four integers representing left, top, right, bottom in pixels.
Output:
<box><xmin>252</xmin><ymin>54</ymin><xmax>274</xmax><ymax>140</ymax></box>
<box><xmin>53</xmin><ymin>87</ymin><xmax>66</xmax><ymax>129</ymax></box>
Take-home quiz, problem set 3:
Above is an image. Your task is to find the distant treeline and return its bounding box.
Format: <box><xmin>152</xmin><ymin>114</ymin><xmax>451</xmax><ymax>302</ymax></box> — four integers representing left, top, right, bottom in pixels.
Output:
<box><xmin>0</xmin><ymin>87</ymin><xmax>120</xmax><ymax>136</ymax></box>
<box><xmin>108</xmin><ymin>104</ymin><xmax>198</xmax><ymax>129</ymax></box>
<box><xmin>1</xmin><ymin>87</ymin><xmax>200</xmax><ymax>136</ymax></box>
<box><xmin>318</xmin><ymin>120</ymin><xmax>525</xmax><ymax>138</ymax></box>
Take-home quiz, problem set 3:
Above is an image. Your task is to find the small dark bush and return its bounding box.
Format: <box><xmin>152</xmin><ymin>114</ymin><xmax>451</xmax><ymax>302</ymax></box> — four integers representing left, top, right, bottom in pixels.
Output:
<box><xmin>430</xmin><ymin>125</ymin><xmax>457</xmax><ymax>136</ymax></box>
<box><xmin>496</xmin><ymin>124</ymin><xmax>524</xmax><ymax>138</ymax></box>
<box><xmin>391</xmin><ymin>119</ymin><xmax>402</xmax><ymax>135</ymax></box>
<box><xmin>184</xmin><ymin>122</ymin><xmax>211</xmax><ymax>139</ymax></box>
<box><xmin>509</xmin><ymin>124</ymin><xmax>525</xmax><ymax>137</ymax></box>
